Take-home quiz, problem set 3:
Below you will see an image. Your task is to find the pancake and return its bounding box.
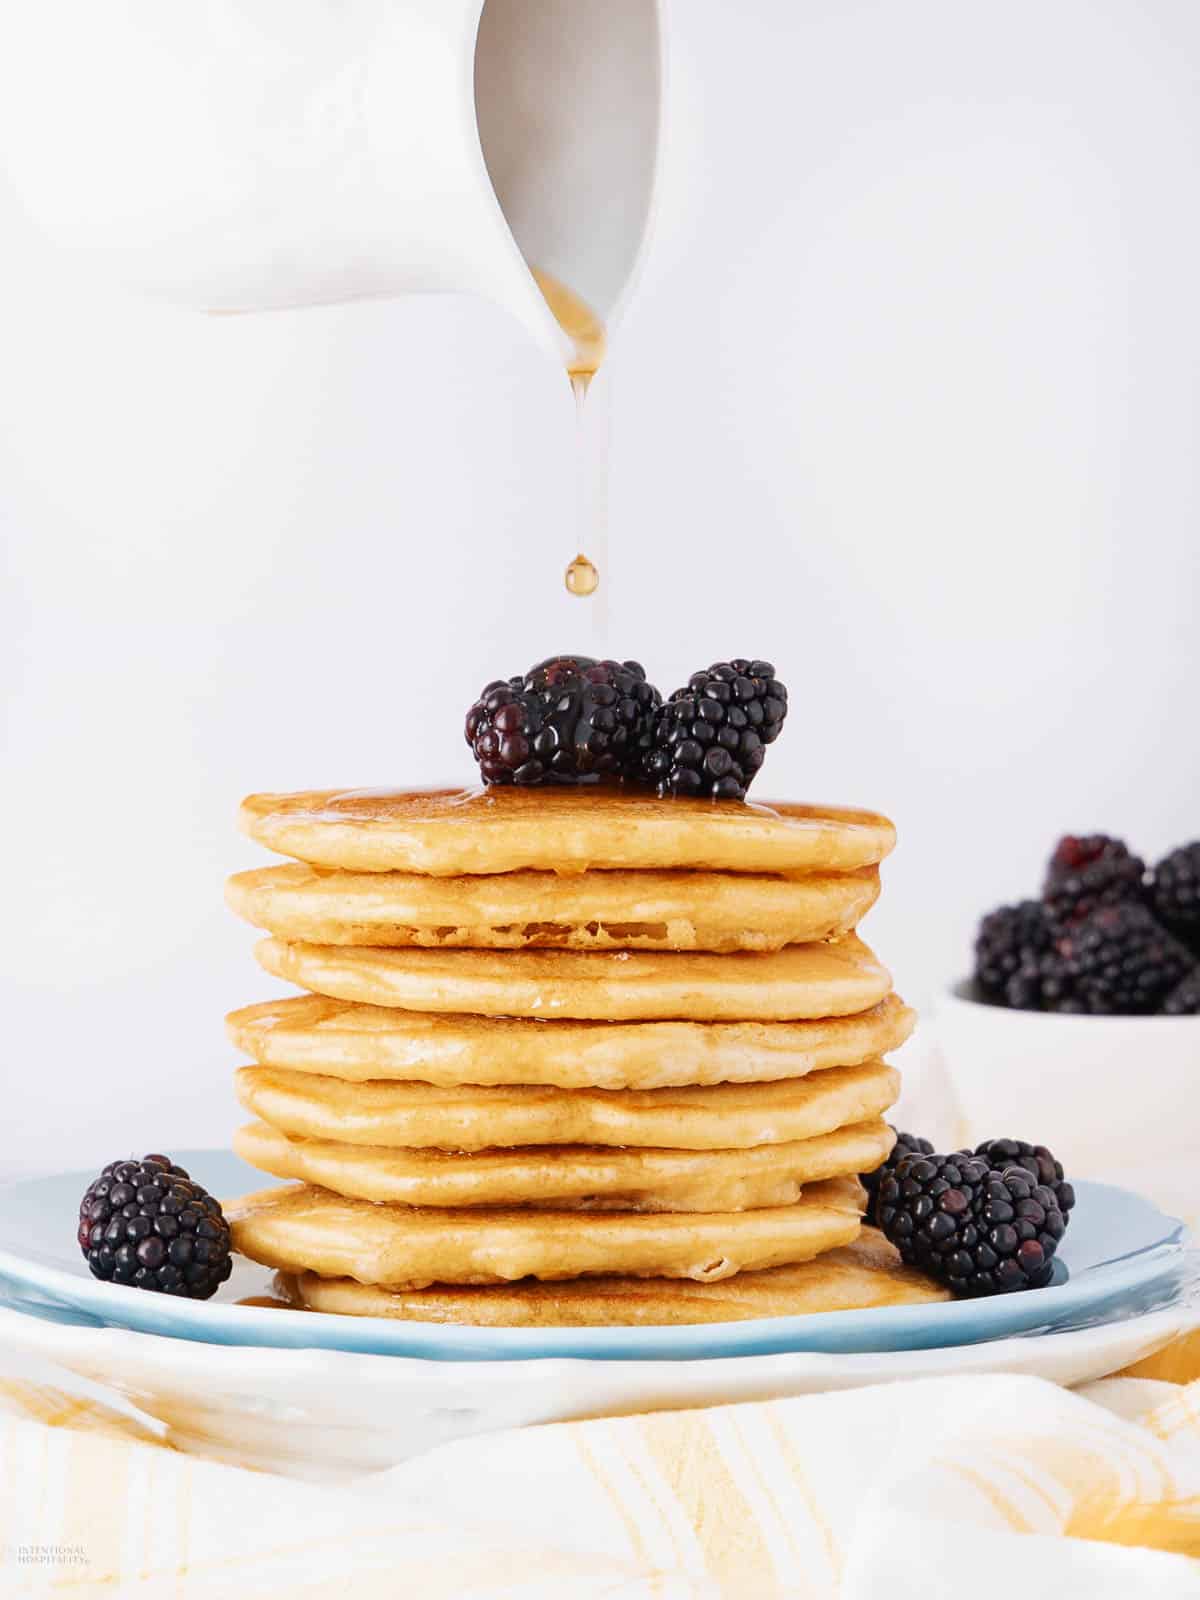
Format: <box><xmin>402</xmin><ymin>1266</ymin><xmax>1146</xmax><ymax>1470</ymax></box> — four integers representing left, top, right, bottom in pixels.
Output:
<box><xmin>232</xmin><ymin>1117</ymin><xmax>895</xmax><ymax>1210</ymax></box>
<box><xmin>226</xmin><ymin>993</ymin><xmax>916</xmax><ymax>1089</ymax></box>
<box><xmin>238</xmin><ymin>787</ymin><xmax>896</xmax><ymax>877</ymax></box>
<box><xmin>254</xmin><ymin>934</ymin><xmax>891</xmax><ymax>1022</ymax></box>
<box><xmin>226</xmin><ymin>862</ymin><xmax>880</xmax><ymax>952</ymax></box>
<box><xmin>234</xmin><ymin>1058</ymin><xmax>899</xmax><ymax>1151</ymax></box>
<box><xmin>280</xmin><ymin>1228</ymin><xmax>950</xmax><ymax>1324</ymax></box>
<box><xmin>226</xmin><ymin>1176</ymin><xmax>864</xmax><ymax>1288</ymax></box>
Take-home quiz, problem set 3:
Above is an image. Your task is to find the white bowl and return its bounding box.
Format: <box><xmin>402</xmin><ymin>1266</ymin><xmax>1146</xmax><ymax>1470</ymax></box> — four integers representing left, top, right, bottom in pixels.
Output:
<box><xmin>936</xmin><ymin>981</ymin><xmax>1200</xmax><ymax>1179</ymax></box>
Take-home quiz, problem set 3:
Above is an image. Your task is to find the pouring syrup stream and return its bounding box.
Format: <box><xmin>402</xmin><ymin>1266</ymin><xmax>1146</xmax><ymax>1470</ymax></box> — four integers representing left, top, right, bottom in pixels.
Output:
<box><xmin>532</xmin><ymin>268</ymin><xmax>609</xmax><ymax>646</ymax></box>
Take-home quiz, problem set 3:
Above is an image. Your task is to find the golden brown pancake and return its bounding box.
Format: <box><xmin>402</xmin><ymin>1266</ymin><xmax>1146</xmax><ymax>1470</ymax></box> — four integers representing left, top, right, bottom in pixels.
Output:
<box><xmin>232</xmin><ymin>1117</ymin><xmax>895</xmax><ymax>1210</ymax></box>
<box><xmin>238</xmin><ymin>786</ymin><xmax>896</xmax><ymax>877</ymax></box>
<box><xmin>234</xmin><ymin>1058</ymin><xmax>900</xmax><ymax>1152</ymax></box>
<box><xmin>279</xmin><ymin>1228</ymin><xmax>950</xmax><ymax>1325</ymax></box>
<box><xmin>254</xmin><ymin>933</ymin><xmax>891</xmax><ymax>1022</ymax></box>
<box><xmin>226</xmin><ymin>992</ymin><xmax>916</xmax><ymax>1089</ymax></box>
<box><xmin>225</xmin><ymin>862</ymin><xmax>880</xmax><ymax>952</ymax></box>
<box><xmin>227</xmin><ymin>1176</ymin><xmax>864</xmax><ymax>1288</ymax></box>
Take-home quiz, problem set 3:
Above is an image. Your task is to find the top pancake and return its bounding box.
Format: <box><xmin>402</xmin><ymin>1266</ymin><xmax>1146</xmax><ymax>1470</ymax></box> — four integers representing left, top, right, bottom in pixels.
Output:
<box><xmin>238</xmin><ymin>786</ymin><xmax>896</xmax><ymax>877</ymax></box>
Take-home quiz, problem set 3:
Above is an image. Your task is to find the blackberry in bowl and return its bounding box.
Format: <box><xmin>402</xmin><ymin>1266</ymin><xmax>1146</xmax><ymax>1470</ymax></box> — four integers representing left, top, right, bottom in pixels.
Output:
<box><xmin>1151</xmin><ymin>842</ymin><xmax>1200</xmax><ymax>955</ymax></box>
<box><xmin>1042</xmin><ymin>835</ymin><xmax>1146</xmax><ymax>925</ymax></box>
<box><xmin>1163</xmin><ymin>969</ymin><xmax>1200</xmax><ymax>1015</ymax></box>
<box><xmin>973</xmin><ymin>900</ymin><xmax>1059</xmax><ymax>1010</ymax></box>
<box><xmin>969</xmin><ymin>831</ymin><xmax>1194</xmax><ymax>1017</ymax></box>
<box><xmin>941</xmin><ymin>827</ymin><xmax>1199</xmax><ymax>1178</ymax></box>
<box><xmin>1055</xmin><ymin>902</ymin><xmax>1192</xmax><ymax>1015</ymax></box>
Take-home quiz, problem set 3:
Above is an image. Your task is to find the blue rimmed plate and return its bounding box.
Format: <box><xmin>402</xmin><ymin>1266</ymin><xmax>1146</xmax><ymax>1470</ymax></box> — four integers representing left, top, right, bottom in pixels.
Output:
<box><xmin>0</xmin><ymin>1152</ymin><xmax>1190</xmax><ymax>1361</ymax></box>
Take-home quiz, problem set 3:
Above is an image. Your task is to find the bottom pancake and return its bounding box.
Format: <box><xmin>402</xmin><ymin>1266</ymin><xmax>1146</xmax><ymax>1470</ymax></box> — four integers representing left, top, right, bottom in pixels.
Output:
<box><xmin>233</xmin><ymin>1117</ymin><xmax>895</xmax><ymax>1211</ymax></box>
<box><xmin>278</xmin><ymin>1228</ymin><xmax>949</xmax><ymax>1325</ymax></box>
<box><xmin>227</xmin><ymin>1177</ymin><xmax>864</xmax><ymax>1289</ymax></box>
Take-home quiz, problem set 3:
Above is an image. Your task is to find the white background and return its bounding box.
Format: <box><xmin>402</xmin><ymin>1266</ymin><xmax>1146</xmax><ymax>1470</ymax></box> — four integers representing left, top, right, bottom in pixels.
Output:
<box><xmin>2</xmin><ymin>0</ymin><xmax>1198</xmax><ymax>1177</ymax></box>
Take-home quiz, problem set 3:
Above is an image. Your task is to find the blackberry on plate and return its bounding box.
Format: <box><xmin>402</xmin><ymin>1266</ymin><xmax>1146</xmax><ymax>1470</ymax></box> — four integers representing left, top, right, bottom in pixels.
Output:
<box><xmin>1056</xmin><ymin>901</ymin><xmax>1193</xmax><ymax>1015</ymax></box>
<box><xmin>77</xmin><ymin>1155</ymin><xmax>233</xmax><ymax>1298</ymax></box>
<box><xmin>860</xmin><ymin>1129</ymin><xmax>933</xmax><ymax>1225</ymax></box>
<box><xmin>876</xmin><ymin>1151</ymin><xmax>1065</xmax><ymax>1297</ymax></box>
<box><xmin>1150</xmin><ymin>842</ymin><xmax>1200</xmax><ymax>954</ymax></box>
<box><xmin>974</xmin><ymin>1137</ymin><xmax>1075</xmax><ymax>1224</ymax></box>
<box><xmin>465</xmin><ymin>656</ymin><xmax>660</xmax><ymax>786</ymax></box>
<box><xmin>973</xmin><ymin>900</ymin><xmax>1057</xmax><ymax>1008</ymax></box>
<box><xmin>1043</xmin><ymin>834</ymin><xmax>1145</xmax><ymax>925</ymax></box>
<box><xmin>1163</xmin><ymin>969</ymin><xmax>1200</xmax><ymax>1016</ymax></box>
<box><xmin>640</xmin><ymin>659</ymin><xmax>787</xmax><ymax>800</ymax></box>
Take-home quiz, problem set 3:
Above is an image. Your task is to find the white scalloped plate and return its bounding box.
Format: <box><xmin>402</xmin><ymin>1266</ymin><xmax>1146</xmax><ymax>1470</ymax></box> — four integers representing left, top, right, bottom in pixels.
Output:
<box><xmin>0</xmin><ymin>1296</ymin><xmax>1193</xmax><ymax>1481</ymax></box>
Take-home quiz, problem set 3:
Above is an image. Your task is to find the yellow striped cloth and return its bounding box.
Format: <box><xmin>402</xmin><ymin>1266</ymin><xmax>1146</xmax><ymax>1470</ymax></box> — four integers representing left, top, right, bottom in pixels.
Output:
<box><xmin>2</xmin><ymin>1329</ymin><xmax>1199</xmax><ymax>1597</ymax></box>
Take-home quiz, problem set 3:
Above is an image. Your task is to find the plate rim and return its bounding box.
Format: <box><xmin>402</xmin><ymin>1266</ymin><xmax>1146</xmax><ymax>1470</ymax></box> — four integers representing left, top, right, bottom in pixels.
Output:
<box><xmin>0</xmin><ymin>1296</ymin><xmax>1192</xmax><ymax>1387</ymax></box>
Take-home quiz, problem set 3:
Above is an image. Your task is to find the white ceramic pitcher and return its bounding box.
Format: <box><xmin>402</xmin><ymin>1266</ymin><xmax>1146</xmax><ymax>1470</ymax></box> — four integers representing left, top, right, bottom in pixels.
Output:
<box><xmin>0</xmin><ymin>0</ymin><xmax>664</xmax><ymax>366</ymax></box>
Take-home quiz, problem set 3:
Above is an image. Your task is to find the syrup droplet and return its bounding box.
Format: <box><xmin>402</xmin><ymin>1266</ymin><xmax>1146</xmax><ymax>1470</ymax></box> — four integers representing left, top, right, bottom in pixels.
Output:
<box><xmin>565</xmin><ymin>553</ymin><xmax>600</xmax><ymax>597</ymax></box>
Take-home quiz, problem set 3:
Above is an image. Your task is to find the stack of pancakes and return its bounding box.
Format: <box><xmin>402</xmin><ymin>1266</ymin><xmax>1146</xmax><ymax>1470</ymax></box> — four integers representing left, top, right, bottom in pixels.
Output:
<box><xmin>225</xmin><ymin>787</ymin><xmax>948</xmax><ymax>1325</ymax></box>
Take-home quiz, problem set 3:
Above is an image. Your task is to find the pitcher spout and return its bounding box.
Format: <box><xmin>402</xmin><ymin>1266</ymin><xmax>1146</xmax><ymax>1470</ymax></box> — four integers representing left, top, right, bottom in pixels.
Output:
<box><xmin>0</xmin><ymin>0</ymin><xmax>663</xmax><ymax>370</ymax></box>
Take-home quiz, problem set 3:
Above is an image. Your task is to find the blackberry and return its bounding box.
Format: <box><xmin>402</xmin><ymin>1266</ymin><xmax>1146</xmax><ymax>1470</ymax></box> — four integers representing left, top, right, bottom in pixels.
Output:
<box><xmin>1043</xmin><ymin>834</ymin><xmax>1145</xmax><ymax>925</ymax></box>
<box><xmin>973</xmin><ymin>900</ymin><xmax>1057</xmax><ymax>1008</ymax></box>
<box><xmin>1150</xmin><ymin>843</ymin><xmax>1200</xmax><ymax>954</ymax></box>
<box><xmin>1163</xmin><ymin>969</ymin><xmax>1200</xmax><ymax>1016</ymax></box>
<box><xmin>1056</xmin><ymin>902</ymin><xmax>1193</xmax><ymax>1014</ymax></box>
<box><xmin>640</xmin><ymin>660</ymin><xmax>787</xmax><ymax>800</ymax></box>
<box><xmin>1031</xmin><ymin>950</ymin><xmax>1086</xmax><ymax>1013</ymax></box>
<box><xmin>77</xmin><ymin>1155</ymin><xmax>233</xmax><ymax>1298</ymax></box>
<box><xmin>973</xmin><ymin>1137</ymin><xmax>1075</xmax><ymax>1225</ymax></box>
<box><xmin>876</xmin><ymin>1151</ymin><xmax>1065</xmax><ymax>1297</ymax></box>
<box><xmin>465</xmin><ymin>657</ymin><xmax>660</xmax><ymax>786</ymax></box>
<box><xmin>860</xmin><ymin>1129</ymin><xmax>933</xmax><ymax>1225</ymax></box>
